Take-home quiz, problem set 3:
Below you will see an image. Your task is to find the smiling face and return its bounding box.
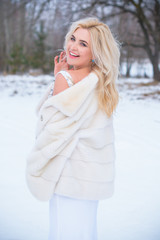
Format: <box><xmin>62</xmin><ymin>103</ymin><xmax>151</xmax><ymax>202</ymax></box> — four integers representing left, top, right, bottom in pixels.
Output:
<box><xmin>66</xmin><ymin>28</ymin><xmax>93</xmax><ymax>70</ymax></box>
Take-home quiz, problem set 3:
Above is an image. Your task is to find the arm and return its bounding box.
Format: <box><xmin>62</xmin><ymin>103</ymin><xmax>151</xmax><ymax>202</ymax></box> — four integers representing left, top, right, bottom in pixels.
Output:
<box><xmin>53</xmin><ymin>51</ymin><xmax>73</xmax><ymax>95</ymax></box>
<box><xmin>53</xmin><ymin>73</ymin><xmax>70</xmax><ymax>95</ymax></box>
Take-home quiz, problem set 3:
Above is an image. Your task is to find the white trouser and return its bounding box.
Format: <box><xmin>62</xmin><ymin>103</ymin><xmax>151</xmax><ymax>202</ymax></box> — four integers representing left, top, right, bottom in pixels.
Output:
<box><xmin>48</xmin><ymin>194</ymin><xmax>99</xmax><ymax>240</ymax></box>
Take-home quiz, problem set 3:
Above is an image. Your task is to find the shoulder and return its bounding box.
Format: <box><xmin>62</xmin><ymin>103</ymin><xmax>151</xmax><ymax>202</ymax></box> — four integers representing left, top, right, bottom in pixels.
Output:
<box><xmin>53</xmin><ymin>70</ymin><xmax>96</xmax><ymax>96</ymax></box>
<box><xmin>53</xmin><ymin>72</ymin><xmax>69</xmax><ymax>96</ymax></box>
<box><xmin>67</xmin><ymin>69</ymin><xmax>94</xmax><ymax>84</ymax></box>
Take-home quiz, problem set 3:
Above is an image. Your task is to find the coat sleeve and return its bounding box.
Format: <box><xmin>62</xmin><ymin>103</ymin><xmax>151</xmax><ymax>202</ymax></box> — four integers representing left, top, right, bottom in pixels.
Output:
<box><xmin>27</xmin><ymin>112</ymin><xmax>81</xmax><ymax>176</ymax></box>
<box><xmin>26</xmin><ymin>106</ymin><xmax>86</xmax><ymax>201</ymax></box>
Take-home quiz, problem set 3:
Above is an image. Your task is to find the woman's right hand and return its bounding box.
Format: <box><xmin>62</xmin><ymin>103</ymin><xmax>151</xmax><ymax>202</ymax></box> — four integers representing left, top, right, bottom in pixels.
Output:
<box><xmin>54</xmin><ymin>51</ymin><xmax>69</xmax><ymax>76</ymax></box>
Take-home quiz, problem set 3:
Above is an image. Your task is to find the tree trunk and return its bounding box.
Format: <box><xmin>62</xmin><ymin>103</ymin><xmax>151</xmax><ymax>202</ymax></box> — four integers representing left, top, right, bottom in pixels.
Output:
<box><xmin>152</xmin><ymin>59</ymin><xmax>160</xmax><ymax>82</ymax></box>
<box><xmin>126</xmin><ymin>62</ymin><xmax>132</xmax><ymax>77</ymax></box>
<box><xmin>152</xmin><ymin>42</ymin><xmax>160</xmax><ymax>82</ymax></box>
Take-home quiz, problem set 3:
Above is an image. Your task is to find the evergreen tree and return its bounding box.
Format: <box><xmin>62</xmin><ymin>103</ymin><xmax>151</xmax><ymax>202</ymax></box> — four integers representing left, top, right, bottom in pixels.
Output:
<box><xmin>31</xmin><ymin>21</ymin><xmax>47</xmax><ymax>72</ymax></box>
<box><xmin>8</xmin><ymin>44</ymin><xmax>27</xmax><ymax>73</ymax></box>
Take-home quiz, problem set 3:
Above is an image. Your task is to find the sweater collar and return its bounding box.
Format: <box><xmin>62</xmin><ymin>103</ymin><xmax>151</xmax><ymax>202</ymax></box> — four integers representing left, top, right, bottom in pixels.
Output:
<box><xmin>41</xmin><ymin>72</ymin><xmax>98</xmax><ymax>116</ymax></box>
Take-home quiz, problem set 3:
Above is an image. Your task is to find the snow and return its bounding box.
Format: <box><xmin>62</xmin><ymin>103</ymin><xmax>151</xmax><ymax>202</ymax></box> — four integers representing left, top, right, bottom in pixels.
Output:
<box><xmin>0</xmin><ymin>74</ymin><xmax>160</xmax><ymax>240</ymax></box>
<box><xmin>120</xmin><ymin>61</ymin><xmax>153</xmax><ymax>78</ymax></box>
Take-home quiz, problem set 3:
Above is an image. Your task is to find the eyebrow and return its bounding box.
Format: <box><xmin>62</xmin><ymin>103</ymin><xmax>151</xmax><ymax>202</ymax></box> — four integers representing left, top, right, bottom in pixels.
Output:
<box><xmin>71</xmin><ymin>34</ymin><xmax>88</xmax><ymax>45</ymax></box>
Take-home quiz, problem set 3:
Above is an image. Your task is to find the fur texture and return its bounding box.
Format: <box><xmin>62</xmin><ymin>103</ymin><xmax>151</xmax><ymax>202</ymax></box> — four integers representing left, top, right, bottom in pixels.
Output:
<box><xmin>26</xmin><ymin>72</ymin><xmax>115</xmax><ymax>201</ymax></box>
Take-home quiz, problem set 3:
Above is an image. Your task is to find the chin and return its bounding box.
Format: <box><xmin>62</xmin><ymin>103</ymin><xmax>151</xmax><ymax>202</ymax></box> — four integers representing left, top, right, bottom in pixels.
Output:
<box><xmin>67</xmin><ymin>59</ymin><xmax>78</xmax><ymax>67</ymax></box>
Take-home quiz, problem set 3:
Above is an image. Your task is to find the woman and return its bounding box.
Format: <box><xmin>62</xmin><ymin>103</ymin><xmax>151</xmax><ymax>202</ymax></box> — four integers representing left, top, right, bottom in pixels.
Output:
<box><xmin>26</xmin><ymin>17</ymin><xmax>120</xmax><ymax>240</ymax></box>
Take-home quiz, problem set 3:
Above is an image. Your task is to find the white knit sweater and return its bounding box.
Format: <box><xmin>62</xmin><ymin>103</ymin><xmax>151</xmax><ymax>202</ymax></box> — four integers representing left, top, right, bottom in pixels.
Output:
<box><xmin>26</xmin><ymin>72</ymin><xmax>116</xmax><ymax>201</ymax></box>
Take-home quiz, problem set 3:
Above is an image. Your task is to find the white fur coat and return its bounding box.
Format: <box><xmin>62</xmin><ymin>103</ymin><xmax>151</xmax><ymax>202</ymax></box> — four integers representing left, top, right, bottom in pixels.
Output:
<box><xmin>26</xmin><ymin>72</ymin><xmax>116</xmax><ymax>201</ymax></box>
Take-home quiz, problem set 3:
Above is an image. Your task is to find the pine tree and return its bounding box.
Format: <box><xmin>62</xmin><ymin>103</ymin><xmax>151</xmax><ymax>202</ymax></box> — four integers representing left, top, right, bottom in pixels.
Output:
<box><xmin>31</xmin><ymin>20</ymin><xmax>47</xmax><ymax>72</ymax></box>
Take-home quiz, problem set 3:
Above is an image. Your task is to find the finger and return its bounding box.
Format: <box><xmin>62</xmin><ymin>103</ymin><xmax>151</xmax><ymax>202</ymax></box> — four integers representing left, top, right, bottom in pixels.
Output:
<box><xmin>62</xmin><ymin>52</ymin><xmax>67</xmax><ymax>61</ymax></box>
<box><xmin>64</xmin><ymin>55</ymin><xmax>67</xmax><ymax>62</ymax></box>
<box><xmin>60</xmin><ymin>54</ymin><xmax>64</xmax><ymax>62</ymax></box>
<box><xmin>59</xmin><ymin>52</ymin><xmax>63</xmax><ymax>59</ymax></box>
<box><xmin>63</xmin><ymin>51</ymin><xmax>66</xmax><ymax>57</ymax></box>
<box><xmin>54</xmin><ymin>56</ymin><xmax>58</xmax><ymax>64</ymax></box>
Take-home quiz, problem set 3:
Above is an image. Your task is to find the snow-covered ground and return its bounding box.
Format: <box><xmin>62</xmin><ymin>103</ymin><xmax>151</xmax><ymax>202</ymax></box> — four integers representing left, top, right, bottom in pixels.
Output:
<box><xmin>120</xmin><ymin>61</ymin><xmax>153</xmax><ymax>78</ymax></box>
<box><xmin>0</xmin><ymin>74</ymin><xmax>160</xmax><ymax>240</ymax></box>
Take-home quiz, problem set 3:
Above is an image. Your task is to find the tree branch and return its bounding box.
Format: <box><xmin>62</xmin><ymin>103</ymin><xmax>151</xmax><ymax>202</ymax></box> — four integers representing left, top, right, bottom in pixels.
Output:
<box><xmin>66</xmin><ymin>0</ymin><xmax>98</xmax><ymax>14</ymax></box>
<box><xmin>5</xmin><ymin>0</ymin><xmax>32</xmax><ymax>19</ymax></box>
<box><xmin>122</xmin><ymin>41</ymin><xmax>145</xmax><ymax>48</ymax></box>
<box><xmin>97</xmin><ymin>0</ymin><xmax>137</xmax><ymax>16</ymax></box>
<box><xmin>34</xmin><ymin>0</ymin><xmax>51</xmax><ymax>24</ymax></box>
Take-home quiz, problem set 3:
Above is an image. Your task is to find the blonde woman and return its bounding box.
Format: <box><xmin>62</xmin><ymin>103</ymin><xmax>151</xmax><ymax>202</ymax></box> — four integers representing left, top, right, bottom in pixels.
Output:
<box><xmin>26</xmin><ymin>17</ymin><xmax>120</xmax><ymax>240</ymax></box>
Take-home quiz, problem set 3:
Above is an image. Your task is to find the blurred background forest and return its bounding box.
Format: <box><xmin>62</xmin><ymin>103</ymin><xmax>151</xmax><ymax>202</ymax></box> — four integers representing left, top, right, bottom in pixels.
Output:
<box><xmin>0</xmin><ymin>0</ymin><xmax>160</xmax><ymax>81</ymax></box>
<box><xmin>0</xmin><ymin>2</ymin><xmax>160</xmax><ymax>239</ymax></box>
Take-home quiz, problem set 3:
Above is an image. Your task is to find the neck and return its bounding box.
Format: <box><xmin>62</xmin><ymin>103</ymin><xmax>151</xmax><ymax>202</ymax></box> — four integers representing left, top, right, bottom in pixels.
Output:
<box><xmin>73</xmin><ymin>65</ymin><xmax>91</xmax><ymax>73</ymax></box>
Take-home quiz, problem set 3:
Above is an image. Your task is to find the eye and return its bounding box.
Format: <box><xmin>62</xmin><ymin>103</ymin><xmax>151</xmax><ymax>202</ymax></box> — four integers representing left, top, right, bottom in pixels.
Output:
<box><xmin>80</xmin><ymin>42</ymin><xmax>87</xmax><ymax>47</ymax></box>
<box><xmin>71</xmin><ymin>36</ymin><xmax>75</xmax><ymax>41</ymax></box>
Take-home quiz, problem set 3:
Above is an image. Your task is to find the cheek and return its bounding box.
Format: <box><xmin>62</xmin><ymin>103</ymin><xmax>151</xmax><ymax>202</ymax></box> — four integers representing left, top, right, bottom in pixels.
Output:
<box><xmin>82</xmin><ymin>49</ymin><xmax>92</xmax><ymax>61</ymax></box>
<box><xmin>66</xmin><ymin>42</ymin><xmax>71</xmax><ymax>52</ymax></box>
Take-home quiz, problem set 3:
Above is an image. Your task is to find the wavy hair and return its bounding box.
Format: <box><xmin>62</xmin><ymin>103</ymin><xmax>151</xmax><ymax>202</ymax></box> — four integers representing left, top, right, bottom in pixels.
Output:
<box><xmin>64</xmin><ymin>17</ymin><xmax>120</xmax><ymax>117</ymax></box>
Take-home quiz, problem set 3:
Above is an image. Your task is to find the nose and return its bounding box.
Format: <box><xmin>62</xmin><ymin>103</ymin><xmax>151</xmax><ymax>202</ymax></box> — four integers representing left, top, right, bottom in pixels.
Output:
<box><xmin>71</xmin><ymin>41</ymin><xmax>78</xmax><ymax>50</ymax></box>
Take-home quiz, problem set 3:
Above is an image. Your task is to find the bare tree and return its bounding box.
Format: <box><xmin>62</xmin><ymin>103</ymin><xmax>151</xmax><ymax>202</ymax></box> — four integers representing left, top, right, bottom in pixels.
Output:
<box><xmin>69</xmin><ymin>0</ymin><xmax>160</xmax><ymax>81</ymax></box>
<box><xmin>97</xmin><ymin>0</ymin><xmax>160</xmax><ymax>81</ymax></box>
<box><xmin>116</xmin><ymin>11</ymin><xmax>148</xmax><ymax>77</ymax></box>
<box><xmin>0</xmin><ymin>0</ymin><xmax>52</xmax><ymax>72</ymax></box>
<box><xmin>1</xmin><ymin>0</ymin><xmax>159</xmax><ymax>78</ymax></box>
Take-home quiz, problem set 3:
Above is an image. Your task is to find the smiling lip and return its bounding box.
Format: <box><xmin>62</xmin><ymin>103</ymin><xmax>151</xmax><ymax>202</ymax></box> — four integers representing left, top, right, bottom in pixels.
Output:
<box><xmin>69</xmin><ymin>51</ymin><xmax>79</xmax><ymax>59</ymax></box>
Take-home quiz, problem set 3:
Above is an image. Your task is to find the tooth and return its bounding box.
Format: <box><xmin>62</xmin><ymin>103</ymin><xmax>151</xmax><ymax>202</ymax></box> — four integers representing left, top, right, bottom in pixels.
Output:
<box><xmin>70</xmin><ymin>52</ymin><xmax>78</xmax><ymax>56</ymax></box>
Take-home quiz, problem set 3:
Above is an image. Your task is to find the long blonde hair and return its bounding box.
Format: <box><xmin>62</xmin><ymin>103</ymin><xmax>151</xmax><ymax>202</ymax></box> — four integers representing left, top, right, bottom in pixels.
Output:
<box><xmin>64</xmin><ymin>17</ymin><xmax>120</xmax><ymax>117</ymax></box>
